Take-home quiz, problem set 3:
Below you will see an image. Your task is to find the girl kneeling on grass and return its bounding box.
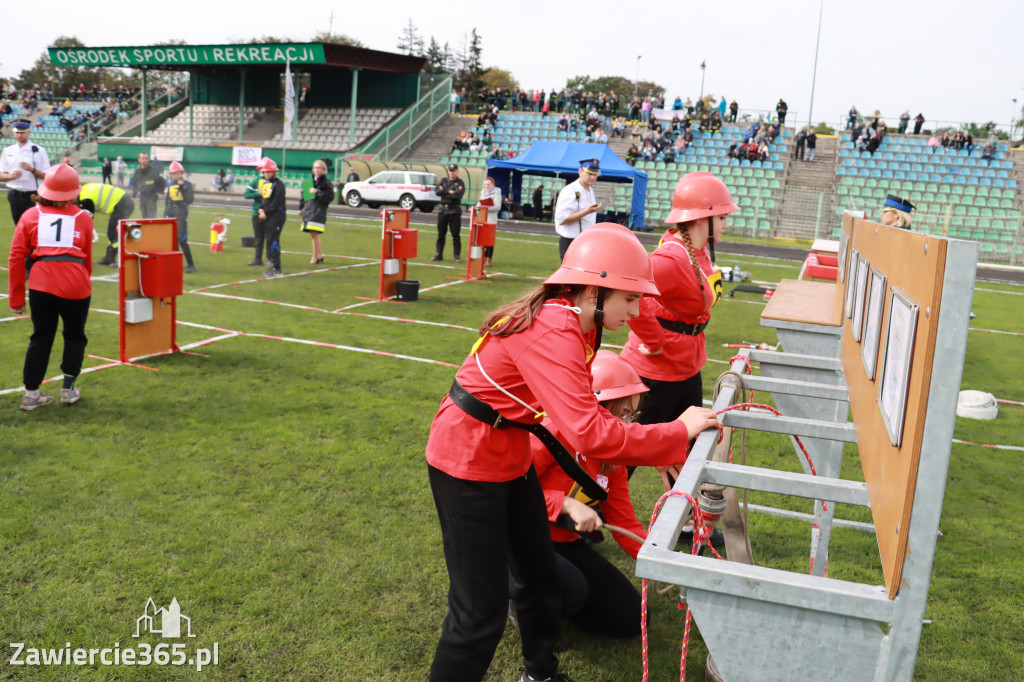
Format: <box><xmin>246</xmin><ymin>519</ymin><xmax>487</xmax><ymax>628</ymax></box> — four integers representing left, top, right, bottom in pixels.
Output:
<box><xmin>526</xmin><ymin>349</ymin><xmax>655</xmax><ymax>639</ymax></box>
<box><xmin>425</xmin><ymin>223</ymin><xmax>721</xmax><ymax>682</ymax></box>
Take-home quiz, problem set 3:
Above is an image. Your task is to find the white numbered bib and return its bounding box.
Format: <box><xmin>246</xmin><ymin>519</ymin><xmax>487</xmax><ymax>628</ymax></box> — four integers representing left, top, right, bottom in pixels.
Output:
<box><xmin>36</xmin><ymin>211</ymin><xmax>78</xmax><ymax>248</ymax></box>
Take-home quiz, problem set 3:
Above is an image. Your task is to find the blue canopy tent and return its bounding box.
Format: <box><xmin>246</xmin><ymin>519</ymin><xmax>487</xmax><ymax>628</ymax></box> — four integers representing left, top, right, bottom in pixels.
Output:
<box><xmin>485</xmin><ymin>141</ymin><xmax>649</xmax><ymax>229</ymax></box>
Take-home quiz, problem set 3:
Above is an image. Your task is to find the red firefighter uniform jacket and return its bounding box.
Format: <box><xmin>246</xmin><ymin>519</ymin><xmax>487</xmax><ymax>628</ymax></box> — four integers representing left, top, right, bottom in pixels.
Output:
<box><xmin>620</xmin><ymin>228</ymin><xmax>720</xmax><ymax>382</ymax></box>
<box><xmin>532</xmin><ymin>420</ymin><xmax>648</xmax><ymax>559</ymax></box>
<box><xmin>7</xmin><ymin>204</ymin><xmax>94</xmax><ymax>308</ymax></box>
<box><xmin>426</xmin><ymin>298</ymin><xmax>691</xmax><ymax>483</ymax></box>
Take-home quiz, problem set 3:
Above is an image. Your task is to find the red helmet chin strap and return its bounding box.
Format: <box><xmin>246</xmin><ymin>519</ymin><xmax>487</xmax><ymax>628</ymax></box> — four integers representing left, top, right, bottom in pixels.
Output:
<box><xmin>707</xmin><ymin>217</ymin><xmax>716</xmax><ymax>264</ymax></box>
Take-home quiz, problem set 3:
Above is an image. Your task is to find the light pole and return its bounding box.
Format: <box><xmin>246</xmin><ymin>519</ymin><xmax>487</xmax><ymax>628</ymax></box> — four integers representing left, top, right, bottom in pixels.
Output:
<box><xmin>634</xmin><ymin>55</ymin><xmax>641</xmax><ymax>99</ymax></box>
<box><xmin>1011</xmin><ymin>98</ymin><xmax>1018</xmax><ymax>142</ymax></box>
<box><xmin>699</xmin><ymin>61</ymin><xmax>706</xmax><ymax>102</ymax></box>
<box><xmin>807</xmin><ymin>0</ymin><xmax>824</xmax><ymax>131</ymax></box>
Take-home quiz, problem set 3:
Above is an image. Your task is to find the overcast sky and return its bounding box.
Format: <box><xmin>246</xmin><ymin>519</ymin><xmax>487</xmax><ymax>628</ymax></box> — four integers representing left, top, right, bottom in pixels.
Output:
<box><xmin>4</xmin><ymin>0</ymin><xmax>1023</xmax><ymax>131</ymax></box>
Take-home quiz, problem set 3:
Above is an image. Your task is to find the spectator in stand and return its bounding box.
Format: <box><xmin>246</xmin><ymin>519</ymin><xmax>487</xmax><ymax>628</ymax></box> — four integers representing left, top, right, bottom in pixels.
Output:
<box><xmin>626</xmin><ymin>144</ymin><xmax>639</xmax><ymax>166</ymax></box>
<box><xmin>594</xmin><ymin>128</ymin><xmax>609</xmax><ymax>144</ymax></box>
<box><xmin>717</xmin><ymin>97</ymin><xmax>727</xmax><ymax>119</ymax></box>
<box><xmin>672</xmin><ymin>97</ymin><xmax>683</xmax><ymax>110</ymax></box>
<box><xmin>729</xmin><ymin>100</ymin><xmax>738</xmax><ymax>122</ymax></box>
<box><xmin>727</xmin><ymin>143</ymin><xmax>738</xmax><ymax>160</ymax></box>
<box><xmin>640</xmin><ymin>96</ymin><xmax>652</xmax><ymax>124</ymax></box>
<box><xmin>450</xmin><ymin>89</ymin><xmax>459</xmax><ymax>115</ymax></box>
<box><xmin>914</xmin><ymin>113</ymin><xmax>925</xmax><ymax>135</ymax></box>
<box><xmin>803</xmin><ymin>129</ymin><xmax>817</xmax><ymax>162</ymax></box>
<box><xmin>776</xmin><ymin>98</ymin><xmax>788</xmax><ymax>126</ymax></box>
<box><xmin>557</xmin><ymin>113</ymin><xmax>569</xmax><ymax>131</ymax></box>
<box><xmin>847</xmin><ymin>106</ymin><xmax>858</xmax><ymax>130</ymax></box>
<box><xmin>113</xmin><ymin>156</ymin><xmax>127</xmax><ymax>187</ymax></box>
<box><xmin>965</xmin><ymin>131</ymin><xmax>974</xmax><ymax>155</ymax></box>
<box><xmin>746</xmin><ymin>142</ymin><xmax>760</xmax><ymax>163</ymax></box>
<box><xmin>101</xmin><ymin>157</ymin><xmax>112</xmax><ymax>184</ymax></box>
<box><xmin>927</xmin><ymin>134</ymin><xmax>940</xmax><ymax>153</ymax></box>
<box><xmin>758</xmin><ymin>141</ymin><xmax>770</xmax><ymax>162</ymax></box>
<box><xmin>611</xmin><ymin>116</ymin><xmax>626</xmax><ymax>137</ymax></box>
<box><xmin>865</xmin><ymin>131</ymin><xmax>882</xmax><ymax>156</ymax></box>
<box><xmin>980</xmin><ymin>141</ymin><xmax>997</xmax><ymax>165</ymax></box>
<box><xmin>899</xmin><ymin>110</ymin><xmax>910</xmax><ymax>134</ymax></box>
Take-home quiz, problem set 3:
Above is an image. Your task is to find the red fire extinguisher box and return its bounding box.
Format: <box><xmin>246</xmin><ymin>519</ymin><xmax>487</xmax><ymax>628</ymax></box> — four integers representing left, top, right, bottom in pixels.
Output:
<box><xmin>139</xmin><ymin>250</ymin><xmax>183</xmax><ymax>298</ymax></box>
<box><xmin>392</xmin><ymin>228</ymin><xmax>418</xmax><ymax>259</ymax></box>
<box><xmin>476</xmin><ymin>223</ymin><xmax>496</xmax><ymax>247</ymax></box>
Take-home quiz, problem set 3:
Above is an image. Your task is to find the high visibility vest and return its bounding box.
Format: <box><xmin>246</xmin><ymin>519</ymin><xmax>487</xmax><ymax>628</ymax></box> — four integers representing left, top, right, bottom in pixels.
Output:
<box><xmin>80</xmin><ymin>182</ymin><xmax>126</xmax><ymax>215</ymax></box>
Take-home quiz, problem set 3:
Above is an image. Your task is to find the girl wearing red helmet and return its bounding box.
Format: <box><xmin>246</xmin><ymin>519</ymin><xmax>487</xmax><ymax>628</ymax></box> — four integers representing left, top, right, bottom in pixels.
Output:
<box><xmin>620</xmin><ymin>171</ymin><xmax>737</xmax><ymax>488</ymax></box>
<box><xmin>164</xmin><ymin>160</ymin><xmax>196</xmax><ymax>273</ymax></box>
<box><xmin>526</xmin><ymin>350</ymin><xmax>655</xmax><ymax>639</ymax></box>
<box><xmin>7</xmin><ymin>163</ymin><xmax>94</xmax><ymax>409</ymax></box>
<box><xmin>425</xmin><ymin>224</ymin><xmax>720</xmax><ymax>682</ymax></box>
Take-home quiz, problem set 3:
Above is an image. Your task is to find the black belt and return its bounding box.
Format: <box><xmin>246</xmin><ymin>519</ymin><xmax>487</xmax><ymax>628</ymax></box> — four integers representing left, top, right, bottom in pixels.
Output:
<box><xmin>448</xmin><ymin>379</ymin><xmax>608</xmax><ymax>502</ymax></box>
<box><xmin>34</xmin><ymin>254</ymin><xmax>85</xmax><ymax>265</ymax></box>
<box><xmin>657</xmin><ymin>317</ymin><xmax>708</xmax><ymax>335</ymax></box>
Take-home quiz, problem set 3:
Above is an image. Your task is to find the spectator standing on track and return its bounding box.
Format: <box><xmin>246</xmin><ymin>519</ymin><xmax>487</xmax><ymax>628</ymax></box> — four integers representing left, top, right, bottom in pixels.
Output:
<box><xmin>298</xmin><ymin>158</ymin><xmax>334</xmax><ymax>265</ymax></box>
<box><xmin>1</xmin><ymin>119</ymin><xmax>51</xmax><ymax>225</ymax></box>
<box><xmin>795</xmin><ymin>127</ymin><xmax>807</xmax><ymax>161</ymax></box>
<box><xmin>433</xmin><ymin>163</ymin><xmax>466</xmax><ymax>262</ymax></box>
<box><xmin>258</xmin><ymin>158</ymin><xmax>287</xmax><ymax>277</ymax></box>
<box><xmin>131</xmin><ymin>152</ymin><xmax>163</xmax><ymax>219</ymax></box>
<box><xmin>553</xmin><ymin>159</ymin><xmax>602</xmax><ymax>260</ymax></box>
<box><xmin>101</xmin><ymin>157</ymin><xmax>112</xmax><ymax>184</ymax></box>
<box><xmin>113</xmin><ymin>155</ymin><xmax>127</xmax><ymax>186</ymax></box>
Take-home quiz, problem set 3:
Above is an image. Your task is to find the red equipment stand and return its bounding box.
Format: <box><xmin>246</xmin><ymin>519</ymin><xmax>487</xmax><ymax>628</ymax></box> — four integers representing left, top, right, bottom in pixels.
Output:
<box><xmin>210</xmin><ymin>214</ymin><xmax>229</xmax><ymax>252</ymax></box>
<box><xmin>377</xmin><ymin>208</ymin><xmax>418</xmax><ymax>300</ymax></box>
<box><xmin>463</xmin><ymin>206</ymin><xmax>495</xmax><ymax>280</ymax></box>
<box><xmin>118</xmin><ymin>218</ymin><xmax>183</xmax><ymax>362</ymax></box>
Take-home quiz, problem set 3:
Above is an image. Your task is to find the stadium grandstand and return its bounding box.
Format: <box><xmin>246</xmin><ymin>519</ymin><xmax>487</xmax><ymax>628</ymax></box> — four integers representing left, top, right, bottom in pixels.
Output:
<box><xmin>15</xmin><ymin>40</ymin><xmax>1023</xmax><ymax>263</ymax></box>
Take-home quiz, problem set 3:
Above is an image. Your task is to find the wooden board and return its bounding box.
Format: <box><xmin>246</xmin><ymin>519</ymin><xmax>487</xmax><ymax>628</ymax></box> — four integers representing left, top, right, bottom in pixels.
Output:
<box><xmin>836</xmin><ymin>214</ymin><xmax>855</xmax><ymax>317</ymax></box>
<box><xmin>378</xmin><ymin>209</ymin><xmax>410</xmax><ymax>300</ymax></box>
<box><xmin>761</xmin><ymin>279</ymin><xmax>842</xmax><ymax>327</ymax></box>
<box><xmin>120</xmin><ymin>219</ymin><xmax>178</xmax><ymax>361</ymax></box>
<box><xmin>841</xmin><ymin>218</ymin><xmax>947</xmax><ymax>598</ymax></box>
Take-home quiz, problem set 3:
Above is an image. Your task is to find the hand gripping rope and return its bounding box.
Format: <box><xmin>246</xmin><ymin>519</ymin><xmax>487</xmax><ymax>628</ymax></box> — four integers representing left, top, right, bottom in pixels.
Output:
<box><xmin>640</xmin><ymin>353</ymin><xmax>826</xmax><ymax>682</ymax></box>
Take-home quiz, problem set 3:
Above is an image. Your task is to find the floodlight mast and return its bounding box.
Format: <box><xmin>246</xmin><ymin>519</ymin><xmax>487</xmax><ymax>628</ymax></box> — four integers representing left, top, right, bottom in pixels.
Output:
<box><xmin>807</xmin><ymin>0</ymin><xmax>824</xmax><ymax>131</ymax></box>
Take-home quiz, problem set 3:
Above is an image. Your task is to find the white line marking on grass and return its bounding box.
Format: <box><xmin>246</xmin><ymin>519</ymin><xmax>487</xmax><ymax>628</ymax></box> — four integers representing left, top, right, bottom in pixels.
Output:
<box><xmin>976</xmin><ymin>286</ymin><xmax>1024</xmax><ymax>296</ymax></box>
<box><xmin>337</xmin><ymin>312</ymin><xmax>477</xmax><ymax>332</ymax></box>
<box><xmin>0</xmin><ymin>361</ymin><xmax>124</xmax><ymax>395</ymax></box>
<box><xmin>188</xmin><ymin>261</ymin><xmax>378</xmax><ymax>293</ymax></box>
<box><xmin>191</xmin><ymin>291</ymin><xmax>331</xmax><ymax>312</ymax></box>
<box><xmin>952</xmin><ymin>439</ymin><xmax>1024</xmax><ymax>452</ymax></box>
<box><xmin>970</xmin><ymin>327</ymin><xmax>1024</xmax><ymax>337</ymax></box>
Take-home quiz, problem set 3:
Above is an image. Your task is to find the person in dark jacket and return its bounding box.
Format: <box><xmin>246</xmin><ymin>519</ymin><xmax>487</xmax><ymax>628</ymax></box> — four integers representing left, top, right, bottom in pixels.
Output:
<box><xmin>101</xmin><ymin>157</ymin><xmax>113</xmax><ymax>184</ymax></box>
<box><xmin>258</xmin><ymin>158</ymin><xmax>287</xmax><ymax>277</ymax></box>
<box><xmin>164</xmin><ymin>161</ymin><xmax>196</xmax><ymax>273</ymax></box>
<box><xmin>776</xmin><ymin>99</ymin><xmax>788</xmax><ymax>126</ymax></box>
<box><xmin>243</xmin><ymin>159</ymin><xmax>270</xmax><ymax>266</ymax></box>
<box><xmin>131</xmin><ymin>152</ymin><xmax>164</xmax><ymax>218</ymax></box>
<box><xmin>433</xmin><ymin>163</ymin><xmax>465</xmax><ymax>262</ymax></box>
<box><xmin>298</xmin><ymin>158</ymin><xmax>335</xmax><ymax>265</ymax></box>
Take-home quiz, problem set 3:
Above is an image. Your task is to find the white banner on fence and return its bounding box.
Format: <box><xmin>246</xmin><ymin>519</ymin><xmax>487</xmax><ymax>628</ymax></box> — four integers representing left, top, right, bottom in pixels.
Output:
<box><xmin>232</xmin><ymin>146</ymin><xmax>263</xmax><ymax>166</ymax></box>
<box><xmin>150</xmin><ymin>146</ymin><xmax>184</xmax><ymax>162</ymax></box>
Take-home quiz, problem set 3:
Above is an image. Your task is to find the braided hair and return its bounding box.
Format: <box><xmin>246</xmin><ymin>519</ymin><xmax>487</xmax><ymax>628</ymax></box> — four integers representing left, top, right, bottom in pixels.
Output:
<box><xmin>679</xmin><ymin>227</ymin><xmax>709</xmax><ymax>308</ymax></box>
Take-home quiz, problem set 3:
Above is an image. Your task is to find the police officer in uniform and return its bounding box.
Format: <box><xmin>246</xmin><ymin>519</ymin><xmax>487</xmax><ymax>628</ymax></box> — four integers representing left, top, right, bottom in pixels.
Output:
<box><xmin>1</xmin><ymin>120</ymin><xmax>51</xmax><ymax>225</ymax></box>
<box><xmin>131</xmin><ymin>152</ymin><xmax>164</xmax><ymax>219</ymax></box>
<box><xmin>432</xmin><ymin>163</ymin><xmax>466</xmax><ymax>262</ymax></box>
<box><xmin>164</xmin><ymin>161</ymin><xmax>196</xmax><ymax>273</ymax></box>
<box><xmin>78</xmin><ymin>182</ymin><xmax>135</xmax><ymax>266</ymax></box>
<box><xmin>553</xmin><ymin>158</ymin><xmax>602</xmax><ymax>260</ymax></box>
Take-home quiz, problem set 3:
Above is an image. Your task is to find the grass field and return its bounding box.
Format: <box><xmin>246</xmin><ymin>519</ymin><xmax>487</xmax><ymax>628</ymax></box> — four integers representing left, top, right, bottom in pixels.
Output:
<box><xmin>2</xmin><ymin>202</ymin><xmax>1022</xmax><ymax>680</ymax></box>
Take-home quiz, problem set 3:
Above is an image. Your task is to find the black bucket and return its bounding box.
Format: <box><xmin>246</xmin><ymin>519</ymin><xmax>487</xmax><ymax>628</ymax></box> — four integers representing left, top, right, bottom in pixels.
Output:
<box><xmin>396</xmin><ymin>280</ymin><xmax>420</xmax><ymax>301</ymax></box>
<box><xmin>241</xmin><ymin>235</ymin><xmax>256</xmax><ymax>248</ymax></box>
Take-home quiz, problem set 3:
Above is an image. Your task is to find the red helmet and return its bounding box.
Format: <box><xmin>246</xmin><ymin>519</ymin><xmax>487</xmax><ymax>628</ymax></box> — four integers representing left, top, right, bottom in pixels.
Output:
<box><xmin>591</xmin><ymin>350</ymin><xmax>649</xmax><ymax>401</ymax></box>
<box><xmin>545</xmin><ymin>223</ymin><xmax>659</xmax><ymax>296</ymax></box>
<box><xmin>260</xmin><ymin>157</ymin><xmax>279</xmax><ymax>172</ymax></box>
<box><xmin>37</xmin><ymin>163</ymin><xmax>80</xmax><ymax>202</ymax></box>
<box><xmin>665</xmin><ymin>171</ymin><xmax>738</xmax><ymax>224</ymax></box>
<box><xmin>168</xmin><ymin>160</ymin><xmax>185</xmax><ymax>173</ymax></box>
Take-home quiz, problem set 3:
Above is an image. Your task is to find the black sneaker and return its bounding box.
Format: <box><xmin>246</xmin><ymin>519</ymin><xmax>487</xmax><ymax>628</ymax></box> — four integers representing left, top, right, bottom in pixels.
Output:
<box><xmin>520</xmin><ymin>673</ymin><xmax>576</xmax><ymax>682</ymax></box>
<box><xmin>431</xmin><ymin>253</ymin><xmax>442</xmax><ymax>261</ymax></box>
<box><xmin>246</xmin><ymin>259</ymin><xmax>263</xmax><ymax>266</ymax></box>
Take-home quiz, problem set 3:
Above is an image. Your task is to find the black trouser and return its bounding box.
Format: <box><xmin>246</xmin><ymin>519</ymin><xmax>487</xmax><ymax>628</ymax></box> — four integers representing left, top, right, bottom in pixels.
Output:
<box><xmin>174</xmin><ymin>215</ymin><xmax>194</xmax><ymax>268</ymax></box>
<box><xmin>628</xmin><ymin>372</ymin><xmax>703</xmax><ymax>483</ymax></box>
<box><xmin>251</xmin><ymin>215</ymin><xmax>265</xmax><ymax>262</ymax></box>
<box><xmin>8</xmin><ymin>189</ymin><xmax>35</xmax><ymax>225</ymax></box>
<box><xmin>553</xmin><ymin>539</ymin><xmax>642</xmax><ymax>638</ymax></box>
<box><xmin>436</xmin><ymin>210</ymin><xmax>461</xmax><ymax>258</ymax></box>
<box><xmin>102</xmin><ymin>171</ymin><xmax>112</xmax><ymax>184</ymax></box>
<box><xmin>264</xmin><ymin>212</ymin><xmax>285</xmax><ymax>269</ymax></box>
<box><xmin>558</xmin><ymin>236</ymin><xmax>575</xmax><ymax>261</ymax></box>
<box><xmin>778</xmin><ymin>113</ymin><xmax>786</xmax><ymax>125</ymax></box>
<box><xmin>138</xmin><ymin>192</ymin><xmax>159</xmax><ymax>219</ymax></box>
<box><xmin>428</xmin><ymin>465</ymin><xmax>560</xmax><ymax>682</ymax></box>
<box><xmin>106</xmin><ymin>196</ymin><xmax>135</xmax><ymax>244</ymax></box>
<box><xmin>23</xmin><ymin>290</ymin><xmax>90</xmax><ymax>391</ymax></box>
